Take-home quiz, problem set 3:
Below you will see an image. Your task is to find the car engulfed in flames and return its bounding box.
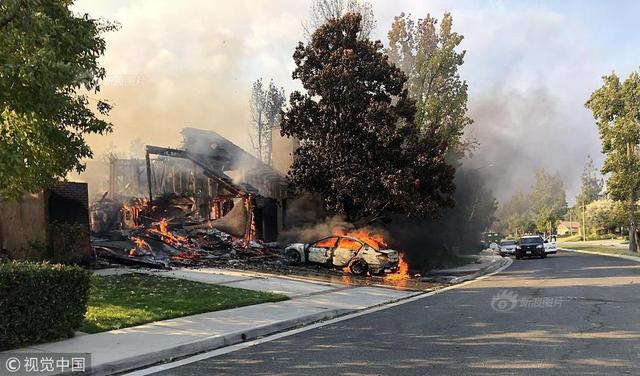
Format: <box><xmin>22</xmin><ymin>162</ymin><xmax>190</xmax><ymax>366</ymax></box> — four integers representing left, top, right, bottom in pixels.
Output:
<box><xmin>284</xmin><ymin>231</ymin><xmax>404</xmax><ymax>276</ymax></box>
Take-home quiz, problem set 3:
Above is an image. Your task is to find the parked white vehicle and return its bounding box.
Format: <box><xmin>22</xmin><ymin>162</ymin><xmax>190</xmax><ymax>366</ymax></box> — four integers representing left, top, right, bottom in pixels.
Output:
<box><xmin>544</xmin><ymin>235</ymin><xmax>557</xmax><ymax>254</ymax></box>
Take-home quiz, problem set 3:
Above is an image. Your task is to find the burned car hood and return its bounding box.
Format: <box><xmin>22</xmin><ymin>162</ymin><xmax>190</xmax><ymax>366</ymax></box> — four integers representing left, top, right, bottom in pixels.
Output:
<box><xmin>286</xmin><ymin>243</ymin><xmax>306</xmax><ymax>251</ymax></box>
<box><xmin>378</xmin><ymin>249</ymin><xmax>399</xmax><ymax>262</ymax></box>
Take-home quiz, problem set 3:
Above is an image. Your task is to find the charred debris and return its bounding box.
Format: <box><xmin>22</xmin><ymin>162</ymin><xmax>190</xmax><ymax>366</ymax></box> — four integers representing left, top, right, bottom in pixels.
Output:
<box><xmin>91</xmin><ymin>128</ymin><xmax>290</xmax><ymax>270</ymax></box>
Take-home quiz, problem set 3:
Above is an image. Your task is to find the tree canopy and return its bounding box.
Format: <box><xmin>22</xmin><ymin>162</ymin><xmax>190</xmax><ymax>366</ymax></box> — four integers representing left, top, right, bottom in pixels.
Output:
<box><xmin>497</xmin><ymin>169</ymin><xmax>567</xmax><ymax>235</ymax></box>
<box><xmin>306</xmin><ymin>0</ymin><xmax>375</xmax><ymax>39</ymax></box>
<box><xmin>585</xmin><ymin>198</ymin><xmax>626</xmax><ymax>235</ymax></box>
<box><xmin>497</xmin><ymin>192</ymin><xmax>536</xmax><ymax>236</ymax></box>
<box><xmin>585</xmin><ymin>70</ymin><xmax>640</xmax><ymax>251</ymax></box>
<box><xmin>281</xmin><ymin>13</ymin><xmax>455</xmax><ymax>223</ymax></box>
<box><xmin>0</xmin><ymin>0</ymin><xmax>116</xmax><ymax>199</ymax></box>
<box><xmin>529</xmin><ymin>170</ymin><xmax>568</xmax><ymax>233</ymax></box>
<box><xmin>387</xmin><ymin>12</ymin><xmax>472</xmax><ymax>161</ymax></box>
<box><xmin>249</xmin><ymin>78</ymin><xmax>286</xmax><ymax>165</ymax></box>
<box><xmin>576</xmin><ymin>155</ymin><xmax>603</xmax><ymax>206</ymax></box>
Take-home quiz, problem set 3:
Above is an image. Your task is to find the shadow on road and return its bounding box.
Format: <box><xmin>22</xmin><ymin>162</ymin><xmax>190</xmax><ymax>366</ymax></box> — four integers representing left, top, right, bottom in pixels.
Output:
<box><xmin>153</xmin><ymin>251</ymin><xmax>640</xmax><ymax>376</ymax></box>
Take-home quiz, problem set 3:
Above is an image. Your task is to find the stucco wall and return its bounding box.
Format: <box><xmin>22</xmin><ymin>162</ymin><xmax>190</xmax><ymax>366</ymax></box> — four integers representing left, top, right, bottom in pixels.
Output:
<box><xmin>0</xmin><ymin>192</ymin><xmax>48</xmax><ymax>259</ymax></box>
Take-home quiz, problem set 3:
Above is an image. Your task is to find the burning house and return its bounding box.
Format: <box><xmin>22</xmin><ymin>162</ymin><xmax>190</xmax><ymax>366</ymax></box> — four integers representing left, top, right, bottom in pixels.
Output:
<box><xmin>94</xmin><ymin>128</ymin><xmax>288</xmax><ymax>240</ymax></box>
<box><xmin>89</xmin><ymin>127</ymin><xmax>409</xmax><ymax>282</ymax></box>
<box><xmin>90</xmin><ymin>128</ymin><xmax>291</xmax><ymax>268</ymax></box>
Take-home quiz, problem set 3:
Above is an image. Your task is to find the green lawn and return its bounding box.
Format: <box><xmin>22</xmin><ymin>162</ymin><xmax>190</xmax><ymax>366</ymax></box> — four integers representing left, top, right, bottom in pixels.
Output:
<box><xmin>560</xmin><ymin>244</ymin><xmax>639</xmax><ymax>257</ymax></box>
<box><xmin>81</xmin><ymin>274</ymin><xmax>288</xmax><ymax>333</ymax></box>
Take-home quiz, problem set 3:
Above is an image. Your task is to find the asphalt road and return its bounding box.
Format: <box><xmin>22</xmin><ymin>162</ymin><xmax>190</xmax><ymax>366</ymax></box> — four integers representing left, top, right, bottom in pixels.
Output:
<box><xmin>152</xmin><ymin>251</ymin><xmax>640</xmax><ymax>375</ymax></box>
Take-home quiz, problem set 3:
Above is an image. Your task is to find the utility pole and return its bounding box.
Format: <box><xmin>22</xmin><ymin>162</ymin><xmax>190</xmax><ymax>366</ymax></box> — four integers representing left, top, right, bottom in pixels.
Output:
<box><xmin>582</xmin><ymin>203</ymin><xmax>586</xmax><ymax>242</ymax></box>
<box><xmin>569</xmin><ymin>209</ymin><xmax>573</xmax><ymax>236</ymax></box>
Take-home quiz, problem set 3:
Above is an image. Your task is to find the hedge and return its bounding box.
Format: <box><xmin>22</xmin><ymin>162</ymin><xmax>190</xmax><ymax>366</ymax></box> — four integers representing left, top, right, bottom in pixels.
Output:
<box><xmin>0</xmin><ymin>261</ymin><xmax>91</xmax><ymax>350</ymax></box>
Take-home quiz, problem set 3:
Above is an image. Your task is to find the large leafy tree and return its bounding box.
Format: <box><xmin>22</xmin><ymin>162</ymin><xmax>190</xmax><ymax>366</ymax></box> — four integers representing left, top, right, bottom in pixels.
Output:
<box><xmin>248</xmin><ymin>78</ymin><xmax>286</xmax><ymax>165</ymax></box>
<box><xmin>281</xmin><ymin>13</ymin><xmax>455</xmax><ymax>223</ymax></box>
<box><xmin>496</xmin><ymin>192</ymin><xmax>536</xmax><ymax>236</ymax></box>
<box><xmin>530</xmin><ymin>169</ymin><xmax>568</xmax><ymax>233</ymax></box>
<box><xmin>387</xmin><ymin>12</ymin><xmax>472</xmax><ymax>160</ymax></box>
<box><xmin>585</xmin><ymin>198</ymin><xmax>626</xmax><ymax>235</ymax></box>
<box><xmin>0</xmin><ymin>0</ymin><xmax>116</xmax><ymax>199</ymax></box>
<box><xmin>576</xmin><ymin>155</ymin><xmax>603</xmax><ymax>207</ymax></box>
<box><xmin>586</xmin><ymin>71</ymin><xmax>640</xmax><ymax>252</ymax></box>
<box><xmin>497</xmin><ymin>169</ymin><xmax>567</xmax><ymax>235</ymax></box>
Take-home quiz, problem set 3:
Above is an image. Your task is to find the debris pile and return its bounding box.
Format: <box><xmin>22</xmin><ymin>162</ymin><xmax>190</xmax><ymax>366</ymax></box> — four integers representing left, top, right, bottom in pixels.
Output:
<box><xmin>91</xmin><ymin>196</ymin><xmax>283</xmax><ymax>270</ymax></box>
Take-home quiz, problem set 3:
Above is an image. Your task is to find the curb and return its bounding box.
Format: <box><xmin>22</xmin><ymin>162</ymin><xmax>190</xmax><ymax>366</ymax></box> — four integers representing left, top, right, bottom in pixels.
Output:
<box><xmin>98</xmin><ymin>290</ymin><xmax>424</xmax><ymax>376</ymax></box>
<box><xmin>125</xmin><ymin>256</ymin><xmax>515</xmax><ymax>376</ymax></box>
<box><xmin>449</xmin><ymin>256</ymin><xmax>513</xmax><ymax>284</ymax></box>
<box><xmin>92</xmin><ymin>258</ymin><xmax>512</xmax><ymax>375</ymax></box>
<box><xmin>92</xmin><ymin>308</ymin><xmax>352</xmax><ymax>376</ymax></box>
<box><xmin>558</xmin><ymin>248</ymin><xmax>640</xmax><ymax>263</ymax></box>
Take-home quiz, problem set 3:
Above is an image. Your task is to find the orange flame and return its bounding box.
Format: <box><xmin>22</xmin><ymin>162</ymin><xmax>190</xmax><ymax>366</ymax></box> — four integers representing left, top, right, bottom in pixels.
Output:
<box><xmin>122</xmin><ymin>198</ymin><xmax>150</xmax><ymax>227</ymax></box>
<box><xmin>334</xmin><ymin>228</ymin><xmax>411</xmax><ymax>286</ymax></box>
<box><xmin>242</xmin><ymin>196</ymin><xmax>256</xmax><ymax>246</ymax></box>
<box><xmin>150</xmin><ymin>218</ymin><xmax>187</xmax><ymax>246</ymax></box>
<box><xmin>212</xmin><ymin>199</ymin><xmax>221</xmax><ymax>220</ymax></box>
<box><xmin>383</xmin><ymin>253</ymin><xmax>409</xmax><ymax>285</ymax></box>
<box><xmin>129</xmin><ymin>236</ymin><xmax>151</xmax><ymax>256</ymax></box>
<box><xmin>334</xmin><ymin>228</ymin><xmax>388</xmax><ymax>249</ymax></box>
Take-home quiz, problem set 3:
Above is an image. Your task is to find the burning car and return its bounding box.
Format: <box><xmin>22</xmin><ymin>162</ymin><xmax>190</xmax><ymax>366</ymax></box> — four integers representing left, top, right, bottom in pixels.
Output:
<box><xmin>284</xmin><ymin>235</ymin><xmax>400</xmax><ymax>275</ymax></box>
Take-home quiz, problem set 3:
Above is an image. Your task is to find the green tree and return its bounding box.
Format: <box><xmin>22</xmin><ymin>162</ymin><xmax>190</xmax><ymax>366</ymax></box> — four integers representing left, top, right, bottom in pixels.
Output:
<box><xmin>530</xmin><ymin>169</ymin><xmax>568</xmax><ymax>233</ymax></box>
<box><xmin>576</xmin><ymin>155</ymin><xmax>603</xmax><ymax>206</ymax></box>
<box><xmin>585</xmin><ymin>70</ymin><xmax>640</xmax><ymax>252</ymax></box>
<box><xmin>0</xmin><ymin>0</ymin><xmax>116</xmax><ymax>199</ymax></box>
<box><xmin>281</xmin><ymin>13</ymin><xmax>455</xmax><ymax>223</ymax></box>
<box><xmin>249</xmin><ymin>78</ymin><xmax>286</xmax><ymax>165</ymax></box>
<box><xmin>387</xmin><ymin>12</ymin><xmax>472</xmax><ymax>160</ymax></box>
<box><xmin>498</xmin><ymin>170</ymin><xmax>567</xmax><ymax>235</ymax></box>
<box><xmin>497</xmin><ymin>192</ymin><xmax>536</xmax><ymax>236</ymax></box>
<box><xmin>586</xmin><ymin>198</ymin><xmax>625</xmax><ymax>235</ymax></box>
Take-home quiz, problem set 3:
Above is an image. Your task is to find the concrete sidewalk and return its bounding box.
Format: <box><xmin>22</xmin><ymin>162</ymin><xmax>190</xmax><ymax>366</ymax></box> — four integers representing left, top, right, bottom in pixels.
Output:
<box><xmin>559</xmin><ymin>247</ymin><xmax>640</xmax><ymax>263</ymax></box>
<box><xmin>560</xmin><ymin>239</ymin><xmax>628</xmax><ymax>249</ymax></box>
<box><xmin>5</xmin><ymin>255</ymin><xmax>509</xmax><ymax>376</ymax></box>
<box><xmin>9</xmin><ymin>269</ymin><xmax>419</xmax><ymax>376</ymax></box>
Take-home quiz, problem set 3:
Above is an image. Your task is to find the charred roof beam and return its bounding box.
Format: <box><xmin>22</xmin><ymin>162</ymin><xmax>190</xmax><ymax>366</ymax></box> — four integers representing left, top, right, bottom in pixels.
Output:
<box><xmin>145</xmin><ymin>145</ymin><xmax>256</xmax><ymax>200</ymax></box>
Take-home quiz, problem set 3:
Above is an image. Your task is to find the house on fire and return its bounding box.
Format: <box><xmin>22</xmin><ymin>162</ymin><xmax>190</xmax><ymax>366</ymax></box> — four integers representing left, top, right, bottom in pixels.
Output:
<box><xmin>97</xmin><ymin>128</ymin><xmax>290</xmax><ymax>242</ymax></box>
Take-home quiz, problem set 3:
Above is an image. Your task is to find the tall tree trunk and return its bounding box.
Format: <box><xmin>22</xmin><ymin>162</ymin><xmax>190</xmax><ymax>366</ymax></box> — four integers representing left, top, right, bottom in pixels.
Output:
<box><xmin>630</xmin><ymin>192</ymin><xmax>638</xmax><ymax>253</ymax></box>
<box><xmin>257</xmin><ymin>112</ymin><xmax>263</xmax><ymax>162</ymax></box>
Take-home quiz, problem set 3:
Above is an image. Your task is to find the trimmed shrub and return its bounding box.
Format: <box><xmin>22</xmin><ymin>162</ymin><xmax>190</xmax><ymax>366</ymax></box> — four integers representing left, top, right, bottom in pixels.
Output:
<box><xmin>0</xmin><ymin>261</ymin><xmax>91</xmax><ymax>350</ymax></box>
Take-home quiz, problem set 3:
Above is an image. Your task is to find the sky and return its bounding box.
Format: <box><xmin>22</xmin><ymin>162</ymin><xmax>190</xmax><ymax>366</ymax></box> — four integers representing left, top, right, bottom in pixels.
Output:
<box><xmin>72</xmin><ymin>0</ymin><xmax>640</xmax><ymax>203</ymax></box>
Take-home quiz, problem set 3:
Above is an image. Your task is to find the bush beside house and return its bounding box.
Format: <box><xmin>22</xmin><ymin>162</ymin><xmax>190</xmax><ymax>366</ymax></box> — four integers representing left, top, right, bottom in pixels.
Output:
<box><xmin>0</xmin><ymin>262</ymin><xmax>91</xmax><ymax>350</ymax></box>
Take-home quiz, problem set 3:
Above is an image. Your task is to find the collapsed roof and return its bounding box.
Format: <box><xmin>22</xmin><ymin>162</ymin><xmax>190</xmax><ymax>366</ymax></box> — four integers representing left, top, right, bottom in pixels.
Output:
<box><xmin>179</xmin><ymin>127</ymin><xmax>288</xmax><ymax>199</ymax></box>
<box><xmin>140</xmin><ymin>128</ymin><xmax>288</xmax><ymax>201</ymax></box>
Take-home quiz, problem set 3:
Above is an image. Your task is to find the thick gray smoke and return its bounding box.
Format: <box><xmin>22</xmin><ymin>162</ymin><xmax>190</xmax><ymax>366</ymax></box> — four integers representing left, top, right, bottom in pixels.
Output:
<box><xmin>384</xmin><ymin>167</ymin><xmax>496</xmax><ymax>271</ymax></box>
<box><xmin>279</xmin><ymin>170</ymin><xmax>496</xmax><ymax>272</ymax></box>
<box><xmin>279</xmin><ymin>193</ymin><xmax>340</xmax><ymax>243</ymax></box>
<box><xmin>465</xmin><ymin>85</ymin><xmax>601</xmax><ymax>203</ymax></box>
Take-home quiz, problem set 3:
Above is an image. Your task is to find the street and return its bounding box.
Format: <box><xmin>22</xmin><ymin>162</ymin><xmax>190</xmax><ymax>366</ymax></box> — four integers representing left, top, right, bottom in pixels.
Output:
<box><xmin>152</xmin><ymin>251</ymin><xmax>640</xmax><ymax>375</ymax></box>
